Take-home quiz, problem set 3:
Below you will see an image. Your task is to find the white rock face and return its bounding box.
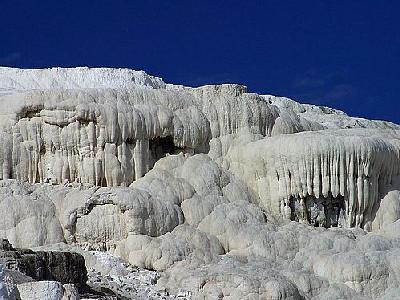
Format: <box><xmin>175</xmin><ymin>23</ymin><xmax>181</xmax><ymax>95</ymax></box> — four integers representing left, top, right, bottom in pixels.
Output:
<box><xmin>0</xmin><ymin>66</ymin><xmax>166</xmax><ymax>91</ymax></box>
<box><xmin>17</xmin><ymin>281</ymin><xmax>79</xmax><ymax>300</ymax></box>
<box><xmin>266</xmin><ymin>95</ymin><xmax>400</xmax><ymax>130</ymax></box>
<box><xmin>0</xmin><ymin>181</ymin><xmax>64</xmax><ymax>247</ymax></box>
<box><xmin>0</xmin><ymin>67</ymin><xmax>399</xmax><ymax>299</ymax></box>
<box><xmin>0</xmin><ymin>86</ymin><xmax>280</xmax><ymax>187</ymax></box>
<box><xmin>225</xmin><ymin>129</ymin><xmax>400</xmax><ymax>229</ymax></box>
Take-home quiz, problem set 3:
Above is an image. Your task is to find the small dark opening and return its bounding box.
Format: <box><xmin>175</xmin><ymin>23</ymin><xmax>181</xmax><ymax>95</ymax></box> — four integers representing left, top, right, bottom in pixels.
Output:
<box><xmin>289</xmin><ymin>193</ymin><xmax>346</xmax><ymax>228</ymax></box>
<box><xmin>149</xmin><ymin>136</ymin><xmax>187</xmax><ymax>169</ymax></box>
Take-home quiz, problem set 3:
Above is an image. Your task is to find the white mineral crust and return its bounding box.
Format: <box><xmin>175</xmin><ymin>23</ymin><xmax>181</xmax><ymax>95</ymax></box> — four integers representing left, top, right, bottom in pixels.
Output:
<box><xmin>0</xmin><ymin>67</ymin><xmax>399</xmax><ymax>299</ymax></box>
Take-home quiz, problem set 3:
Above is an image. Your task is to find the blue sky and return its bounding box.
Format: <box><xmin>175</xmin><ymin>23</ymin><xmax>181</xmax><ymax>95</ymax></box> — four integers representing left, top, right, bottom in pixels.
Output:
<box><xmin>1</xmin><ymin>1</ymin><xmax>399</xmax><ymax>123</ymax></box>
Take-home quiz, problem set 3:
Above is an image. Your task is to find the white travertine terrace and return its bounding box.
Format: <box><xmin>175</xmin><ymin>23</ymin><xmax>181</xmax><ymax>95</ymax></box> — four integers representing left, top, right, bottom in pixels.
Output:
<box><xmin>0</xmin><ymin>67</ymin><xmax>400</xmax><ymax>299</ymax></box>
<box><xmin>225</xmin><ymin>129</ymin><xmax>400</xmax><ymax>229</ymax></box>
<box><xmin>0</xmin><ymin>72</ymin><xmax>281</xmax><ymax>186</ymax></box>
<box><xmin>0</xmin><ymin>66</ymin><xmax>167</xmax><ymax>91</ymax></box>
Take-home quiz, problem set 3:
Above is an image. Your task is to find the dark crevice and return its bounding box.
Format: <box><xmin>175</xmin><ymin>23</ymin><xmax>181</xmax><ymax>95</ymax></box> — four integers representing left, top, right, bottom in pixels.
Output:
<box><xmin>149</xmin><ymin>136</ymin><xmax>187</xmax><ymax>169</ymax></box>
<box><xmin>289</xmin><ymin>193</ymin><xmax>346</xmax><ymax>228</ymax></box>
<box><xmin>17</xmin><ymin>106</ymin><xmax>44</xmax><ymax>120</ymax></box>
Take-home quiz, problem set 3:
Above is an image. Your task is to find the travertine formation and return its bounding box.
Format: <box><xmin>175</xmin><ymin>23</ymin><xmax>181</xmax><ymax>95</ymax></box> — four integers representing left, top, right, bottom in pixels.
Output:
<box><xmin>0</xmin><ymin>67</ymin><xmax>399</xmax><ymax>299</ymax></box>
<box><xmin>225</xmin><ymin>129</ymin><xmax>400</xmax><ymax>229</ymax></box>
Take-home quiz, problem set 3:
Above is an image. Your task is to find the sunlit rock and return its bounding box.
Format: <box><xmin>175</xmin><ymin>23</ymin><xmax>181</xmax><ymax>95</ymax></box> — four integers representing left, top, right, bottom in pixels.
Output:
<box><xmin>0</xmin><ymin>67</ymin><xmax>399</xmax><ymax>299</ymax></box>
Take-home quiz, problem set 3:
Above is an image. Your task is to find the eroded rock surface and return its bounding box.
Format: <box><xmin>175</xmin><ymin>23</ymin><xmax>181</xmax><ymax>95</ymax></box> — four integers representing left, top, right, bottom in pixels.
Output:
<box><xmin>0</xmin><ymin>67</ymin><xmax>399</xmax><ymax>299</ymax></box>
<box><xmin>0</xmin><ymin>238</ymin><xmax>86</xmax><ymax>299</ymax></box>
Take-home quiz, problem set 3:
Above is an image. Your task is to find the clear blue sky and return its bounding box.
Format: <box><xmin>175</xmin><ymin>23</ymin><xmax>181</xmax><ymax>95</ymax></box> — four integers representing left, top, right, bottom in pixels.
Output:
<box><xmin>1</xmin><ymin>1</ymin><xmax>399</xmax><ymax>123</ymax></box>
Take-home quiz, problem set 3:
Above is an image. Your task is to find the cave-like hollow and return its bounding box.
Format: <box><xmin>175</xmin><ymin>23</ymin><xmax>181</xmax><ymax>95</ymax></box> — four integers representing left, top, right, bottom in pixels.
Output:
<box><xmin>148</xmin><ymin>136</ymin><xmax>191</xmax><ymax>170</ymax></box>
<box><xmin>289</xmin><ymin>193</ymin><xmax>346</xmax><ymax>228</ymax></box>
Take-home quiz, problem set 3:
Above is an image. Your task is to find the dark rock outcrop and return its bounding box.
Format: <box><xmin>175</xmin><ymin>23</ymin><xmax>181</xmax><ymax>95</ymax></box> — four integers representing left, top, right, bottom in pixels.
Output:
<box><xmin>0</xmin><ymin>239</ymin><xmax>87</xmax><ymax>290</ymax></box>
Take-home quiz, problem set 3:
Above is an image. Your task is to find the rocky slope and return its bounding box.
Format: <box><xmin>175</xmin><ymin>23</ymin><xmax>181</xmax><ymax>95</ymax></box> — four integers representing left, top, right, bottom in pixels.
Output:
<box><xmin>0</xmin><ymin>67</ymin><xmax>399</xmax><ymax>299</ymax></box>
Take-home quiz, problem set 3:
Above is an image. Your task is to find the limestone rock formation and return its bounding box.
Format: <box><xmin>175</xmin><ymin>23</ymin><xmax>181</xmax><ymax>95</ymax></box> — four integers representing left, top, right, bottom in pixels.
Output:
<box><xmin>0</xmin><ymin>67</ymin><xmax>399</xmax><ymax>299</ymax></box>
<box><xmin>0</xmin><ymin>238</ymin><xmax>86</xmax><ymax>299</ymax></box>
<box><xmin>224</xmin><ymin>129</ymin><xmax>400</xmax><ymax>229</ymax></box>
<box><xmin>17</xmin><ymin>281</ymin><xmax>79</xmax><ymax>300</ymax></box>
<box><xmin>0</xmin><ymin>240</ymin><xmax>87</xmax><ymax>288</ymax></box>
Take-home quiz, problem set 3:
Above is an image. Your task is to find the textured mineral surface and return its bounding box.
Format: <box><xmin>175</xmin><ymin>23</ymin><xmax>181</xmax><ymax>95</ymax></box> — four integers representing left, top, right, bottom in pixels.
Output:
<box><xmin>0</xmin><ymin>67</ymin><xmax>399</xmax><ymax>299</ymax></box>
